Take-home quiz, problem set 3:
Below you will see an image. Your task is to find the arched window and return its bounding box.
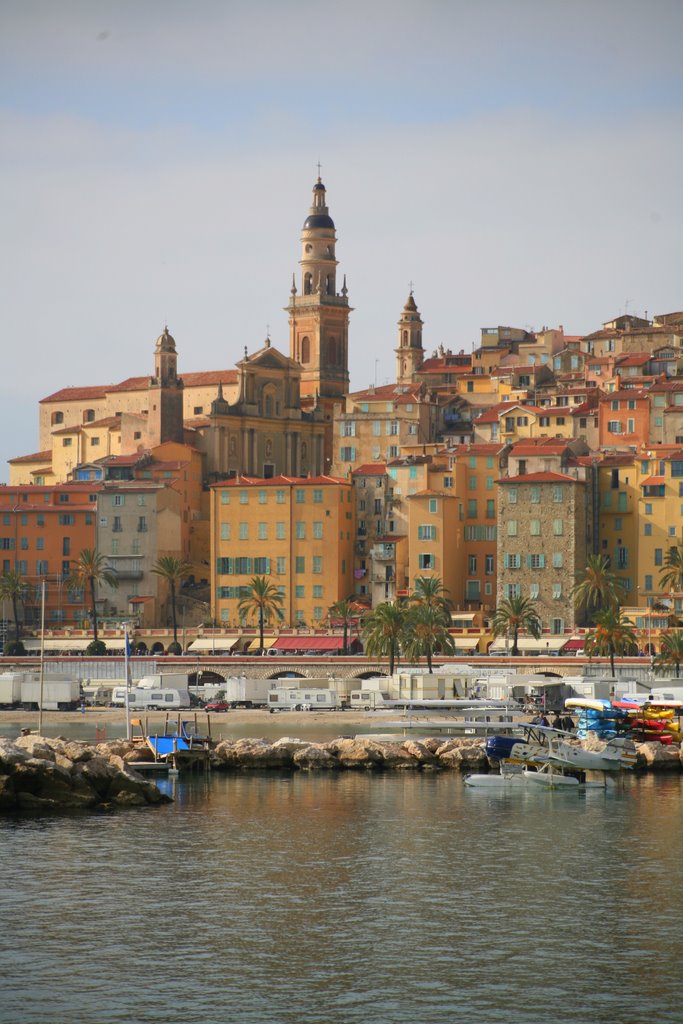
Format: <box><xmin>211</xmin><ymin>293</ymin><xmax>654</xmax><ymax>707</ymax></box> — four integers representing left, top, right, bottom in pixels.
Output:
<box><xmin>304</xmin><ymin>273</ymin><xmax>313</xmax><ymax>295</ymax></box>
<box><xmin>301</xmin><ymin>336</ymin><xmax>310</xmax><ymax>364</ymax></box>
<box><xmin>325</xmin><ymin>274</ymin><xmax>333</xmax><ymax>295</ymax></box>
<box><xmin>52</xmin><ymin>411</ymin><xmax>64</xmax><ymax>425</ymax></box>
<box><xmin>83</xmin><ymin>409</ymin><xmax>95</xmax><ymax>423</ymax></box>
<box><xmin>403</xmin><ymin>331</ymin><xmax>408</xmax><ymax>345</ymax></box>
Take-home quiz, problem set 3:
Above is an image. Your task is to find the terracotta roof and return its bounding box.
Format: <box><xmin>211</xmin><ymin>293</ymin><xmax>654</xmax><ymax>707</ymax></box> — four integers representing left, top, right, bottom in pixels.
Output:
<box><xmin>211</xmin><ymin>474</ymin><xmax>349</xmax><ymax>488</ymax></box>
<box><xmin>406</xmin><ymin>488</ymin><xmax>451</xmax><ymax>498</ymax></box>
<box><xmin>84</xmin><ymin>415</ymin><xmax>122</xmax><ymax>429</ymax></box>
<box><xmin>510</xmin><ymin>439</ymin><xmax>572</xmax><ymax>455</ymax></box>
<box><xmin>40</xmin><ymin>385</ymin><xmax>110</xmax><ymax>404</ymax></box>
<box><xmin>499</xmin><ymin>472</ymin><xmax>578</xmax><ymax>484</ymax></box>
<box><xmin>185</xmin><ymin>417</ymin><xmax>211</xmax><ymax>428</ymax></box>
<box><xmin>183</xmin><ymin>369</ymin><xmax>238</xmax><ymax>388</ymax></box>
<box><xmin>616</xmin><ymin>353</ymin><xmax>651</xmax><ymax>367</ymax></box>
<box><xmin>8</xmin><ymin>450</ymin><xmax>52</xmax><ymax>464</ymax></box>
<box><xmin>445</xmin><ymin>443</ymin><xmax>506</xmax><ymax>455</ymax></box>
<box><xmin>599</xmin><ymin>389</ymin><xmax>649</xmax><ymax>401</ymax></box>
<box><xmin>352</xmin><ymin>464</ymin><xmax>387</xmax><ymax>476</ymax></box>
<box><xmin>418</xmin><ymin>358</ymin><xmax>472</xmax><ymax>374</ymax></box>
<box><xmin>350</xmin><ymin>382</ymin><xmax>424</xmax><ymax>402</ymax></box>
<box><xmin>641</xmin><ymin>476</ymin><xmax>666</xmax><ymax>486</ymax></box>
<box><xmin>52</xmin><ymin>424</ymin><xmax>82</xmax><ymax>436</ymax></box>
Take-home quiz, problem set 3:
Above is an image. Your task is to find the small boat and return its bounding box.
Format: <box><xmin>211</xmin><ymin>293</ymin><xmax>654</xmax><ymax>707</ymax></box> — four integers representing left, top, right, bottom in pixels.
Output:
<box><xmin>465</xmin><ymin>761</ymin><xmax>606</xmax><ymax>790</ymax></box>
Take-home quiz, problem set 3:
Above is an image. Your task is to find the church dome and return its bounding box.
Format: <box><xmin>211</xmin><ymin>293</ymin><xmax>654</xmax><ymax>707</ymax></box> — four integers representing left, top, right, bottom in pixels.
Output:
<box><xmin>303</xmin><ymin>213</ymin><xmax>335</xmax><ymax>230</ymax></box>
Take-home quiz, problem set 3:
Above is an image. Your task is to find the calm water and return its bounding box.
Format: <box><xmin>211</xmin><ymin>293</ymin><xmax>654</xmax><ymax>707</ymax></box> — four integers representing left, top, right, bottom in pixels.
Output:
<box><xmin>1</xmin><ymin>771</ymin><xmax>682</xmax><ymax>1024</ymax></box>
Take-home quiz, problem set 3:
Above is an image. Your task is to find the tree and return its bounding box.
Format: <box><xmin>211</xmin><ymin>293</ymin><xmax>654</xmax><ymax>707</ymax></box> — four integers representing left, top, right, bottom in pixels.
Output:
<box><xmin>654</xmin><ymin>630</ymin><xmax>683</xmax><ymax>678</ymax></box>
<box><xmin>403</xmin><ymin>603</ymin><xmax>456</xmax><ymax>673</ymax></box>
<box><xmin>238</xmin><ymin>576</ymin><xmax>284</xmax><ymax>654</ymax></box>
<box><xmin>571</xmin><ymin>554</ymin><xmax>624</xmax><ymax>622</ymax></box>
<box><xmin>584</xmin><ymin>607</ymin><xmax>637</xmax><ymax>678</ymax></box>
<box><xmin>659</xmin><ymin>546</ymin><xmax>683</xmax><ymax>594</ymax></box>
<box><xmin>152</xmin><ymin>556</ymin><xmax>192</xmax><ymax>652</ymax></box>
<box><xmin>410</xmin><ymin>575</ymin><xmax>453</xmax><ymax>617</ymax></box>
<box><xmin>362</xmin><ymin>602</ymin><xmax>408</xmax><ymax>675</ymax></box>
<box><xmin>328</xmin><ymin>596</ymin><xmax>363</xmax><ymax>655</ymax></box>
<box><xmin>0</xmin><ymin>570</ymin><xmax>28</xmax><ymax>643</ymax></box>
<box><xmin>492</xmin><ymin>596</ymin><xmax>542</xmax><ymax>656</ymax></box>
<box><xmin>68</xmin><ymin>549</ymin><xmax>118</xmax><ymax>645</ymax></box>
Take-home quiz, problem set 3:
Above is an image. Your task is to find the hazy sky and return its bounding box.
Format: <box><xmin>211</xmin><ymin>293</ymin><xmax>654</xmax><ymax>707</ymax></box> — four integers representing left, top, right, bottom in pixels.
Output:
<box><xmin>2</xmin><ymin>0</ymin><xmax>682</xmax><ymax>478</ymax></box>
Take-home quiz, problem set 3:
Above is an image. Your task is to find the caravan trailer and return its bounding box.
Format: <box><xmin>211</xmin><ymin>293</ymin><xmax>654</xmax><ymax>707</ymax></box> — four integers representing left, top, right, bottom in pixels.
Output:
<box><xmin>111</xmin><ymin>687</ymin><xmax>191</xmax><ymax>710</ymax></box>
<box><xmin>268</xmin><ymin>687</ymin><xmax>339</xmax><ymax>712</ymax></box>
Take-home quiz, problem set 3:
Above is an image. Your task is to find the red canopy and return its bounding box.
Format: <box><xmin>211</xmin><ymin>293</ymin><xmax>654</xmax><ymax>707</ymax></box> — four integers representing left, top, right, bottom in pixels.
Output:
<box><xmin>273</xmin><ymin>636</ymin><xmax>347</xmax><ymax>651</ymax></box>
<box><xmin>561</xmin><ymin>639</ymin><xmax>585</xmax><ymax>652</ymax></box>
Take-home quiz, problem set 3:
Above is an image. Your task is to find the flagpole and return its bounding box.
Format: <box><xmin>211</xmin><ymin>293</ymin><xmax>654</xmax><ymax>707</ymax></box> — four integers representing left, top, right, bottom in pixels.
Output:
<box><xmin>38</xmin><ymin>580</ymin><xmax>46</xmax><ymax>735</ymax></box>
<box><xmin>124</xmin><ymin>623</ymin><xmax>132</xmax><ymax>741</ymax></box>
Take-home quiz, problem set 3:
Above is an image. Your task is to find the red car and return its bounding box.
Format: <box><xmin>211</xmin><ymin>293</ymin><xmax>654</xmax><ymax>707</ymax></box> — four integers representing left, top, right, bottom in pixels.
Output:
<box><xmin>204</xmin><ymin>700</ymin><xmax>230</xmax><ymax>713</ymax></box>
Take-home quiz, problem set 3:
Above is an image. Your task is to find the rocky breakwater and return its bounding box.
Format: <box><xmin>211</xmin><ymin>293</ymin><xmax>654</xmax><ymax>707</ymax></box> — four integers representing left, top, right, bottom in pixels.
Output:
<box><xmin>0</xmin><ymin>735</ymin><xmax>172</xmax><ymax>812</ymax></box>
<box><xmin>211</xmin><ymin>735</ymin><xmax>489</xmax><ymax>772</ymax></box>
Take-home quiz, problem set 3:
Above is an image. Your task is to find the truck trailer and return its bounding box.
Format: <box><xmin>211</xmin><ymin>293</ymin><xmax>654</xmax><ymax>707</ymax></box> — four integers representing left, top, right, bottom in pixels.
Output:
<box><xmin>21</xmin><ymin>678</ymin><xmax>81</xmax><ymax>711</ymax></box>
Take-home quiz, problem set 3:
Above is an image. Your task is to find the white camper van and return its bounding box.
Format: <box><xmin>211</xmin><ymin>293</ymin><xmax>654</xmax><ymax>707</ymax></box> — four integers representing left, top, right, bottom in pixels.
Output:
<box><xmin>111</xmin><ymin>687</ymin><xmax>191</xmax><ymax>710</ymax></box>
<box><xmin>348</xmin><ymin>689</ymin><xmax>392</xmax><ymax>710</ymax></box>
<box><xmin>268</xmin><ymin>687</ymin><xmax>339</xmax><ymax>712</ymax></box>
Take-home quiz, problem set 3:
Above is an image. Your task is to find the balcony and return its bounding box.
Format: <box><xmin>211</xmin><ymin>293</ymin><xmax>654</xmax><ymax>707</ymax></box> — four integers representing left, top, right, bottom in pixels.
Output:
<box><xmin>370</xmin><ymin>545</ymin><xmax>395</xmax><ymax>561</ymax></box>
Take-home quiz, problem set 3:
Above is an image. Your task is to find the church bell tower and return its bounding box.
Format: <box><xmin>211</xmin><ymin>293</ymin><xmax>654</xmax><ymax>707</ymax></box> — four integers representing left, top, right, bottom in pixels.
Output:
<box><xmin>287</xmin><ymin>175</ymin><xmax>351</xmax><ymax>404</ymax></box>
<box><xmin>395</xmin><ymin>290</ymin><xmax>424</xmax><ymax>386</ymax></box>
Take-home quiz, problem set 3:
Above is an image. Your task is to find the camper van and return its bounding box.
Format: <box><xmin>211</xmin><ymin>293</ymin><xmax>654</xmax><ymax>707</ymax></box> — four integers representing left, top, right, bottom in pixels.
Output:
<box><xmin>111</xmin><ymin>687</ymin><xmax>191</xmax><ymax>710</ymax></box>
<box><xmin>348</xmin><ymin>689</ymin><xmax>392</xmax><ymax>710</ymax></box>
<box><xmin>268</xmin><ymin>687</ymin><xmax>339</xmax><ymax>712</ymax></box>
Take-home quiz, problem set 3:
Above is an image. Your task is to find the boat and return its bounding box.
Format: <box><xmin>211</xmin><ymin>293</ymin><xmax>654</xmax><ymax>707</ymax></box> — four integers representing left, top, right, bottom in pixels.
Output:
<box><xmin>486</xmin><ymin>726</ymin><xmax>637</xmax><ymax>772</ymax></box>
<box><xmin>465</xmin><ymin>761</ymin><xmax>606</xmax><ymax>790</ymax></box>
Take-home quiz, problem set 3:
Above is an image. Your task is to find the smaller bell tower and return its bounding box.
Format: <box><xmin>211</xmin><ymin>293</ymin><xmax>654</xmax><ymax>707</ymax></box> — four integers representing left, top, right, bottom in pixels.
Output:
<box><xmin>148</xmin><ymin>326</ymin><xmax>184</xmax><ymax>444</ymax></box>
<box><xmin>395</xmin><ymin>290</ymin><xmax>424</xmax><ymax>386</ymax></box>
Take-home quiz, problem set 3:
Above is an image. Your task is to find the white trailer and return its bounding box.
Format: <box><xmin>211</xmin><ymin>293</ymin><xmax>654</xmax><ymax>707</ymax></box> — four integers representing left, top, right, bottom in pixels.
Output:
<box><xmin>0</xmin><ymin>672</ymin><xmax>26</xmax><ymax>708</ymax></box>
<box><xmin>111</xmin><ymin>686</ymin><xmax>192</xmax><ymax>710</ymax></box>
<box><xmin>268</xmin><ymin>686</ymin><xmax>339</xmax><ymax>712</ymax></box>
<box><xmin>348</xmin><ymin>688</ymin><xmax>392</xmax><ymax>710</ymax></box>
<box><xmin>21</xmin><ymin>678</ymin><xmax>81</xmax><ymax>711</ymax></box>
<box><xmin>222</xmin><ymin>677</ymin><xmax>272</xmax><ymax>708</ymax></box>
<box><xmin>137</xmin><ymin>673</ymin><xmax>193</xmax><ymax>691</ymax></box>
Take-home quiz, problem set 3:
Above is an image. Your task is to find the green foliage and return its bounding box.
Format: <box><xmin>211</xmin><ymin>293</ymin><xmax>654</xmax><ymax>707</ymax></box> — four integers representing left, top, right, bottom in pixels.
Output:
<box><xmin>362</xmin><ymin>602</ymin><xmax>408</xmax><ymax>675</ymax></box>
<box><xmin>654</xmin><ymin>630</ymin><xmax>683</xmax><ymax>678</ymax></box>
<box><xmin>69</xmin><ymin>549</ymin><xmax>119</xmax><ymax>644</ymax></box>
<box><xmin>403</xmin><ymin>603</ymin><xmax>455</xmax><ymax>673</ymax></box>
<box><xmin>238</xmin><ymin>576</ymin><xmax>285</xmax><ymax>654</ymax></box>
<box><xmin>659</xmin><ymin>546</ymin><xmax>683</xmax><ymax>595</ymax></box>
<box><xmin>86</xmin><ymin>639</ymin><xmax>107</xmax><ymax>656</ymax></box>
<box><xmin>492</xmin><ymin>597</ymin><xmax>542</xmax><ymax>656</ymax></box>
<box><xmin>571</xmin><ymin>554</ymin><xmax>624</xmax><ymax>622</ymax></box>
<box><xmin>0</xmin><ymin>570</ymin><xmax>28</xmax><ymax>642</ymax></box>
<box><xmin>4</xmin><ymin>640</ymin><xmax>26</xmax><ymax>657</ymax></box>
<box><xmin>328</xmin><ymin>596</ymin><xmax>364</xmax><ymax>654</ymax></box>
<box><xmin>584</xmin><ymin>607</ymin><xmax>637</xmax><ymax>677</ymax></box>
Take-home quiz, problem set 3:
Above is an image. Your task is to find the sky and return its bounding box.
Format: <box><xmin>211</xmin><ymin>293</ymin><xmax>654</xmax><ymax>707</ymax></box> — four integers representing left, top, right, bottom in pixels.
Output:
<box><xmin>1</xmin><ymin>0</ymin><xmax>682</xmax><ymax>479</ymax></box>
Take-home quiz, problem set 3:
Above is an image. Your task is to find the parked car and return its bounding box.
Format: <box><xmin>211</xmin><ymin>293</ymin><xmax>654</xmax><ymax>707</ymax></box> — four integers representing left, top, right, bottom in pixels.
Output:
<box><xmin>204</xmin><ymin>700</ymin><xmax>230</xmax><ymax>713</ymax></box>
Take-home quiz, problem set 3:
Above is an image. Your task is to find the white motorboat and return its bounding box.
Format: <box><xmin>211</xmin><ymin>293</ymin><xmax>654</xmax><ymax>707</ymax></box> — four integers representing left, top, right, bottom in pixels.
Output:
<box><xmin>465</xmin><ymin>761</ymin><xmax>608</xmax><ymax>790</ymax></box>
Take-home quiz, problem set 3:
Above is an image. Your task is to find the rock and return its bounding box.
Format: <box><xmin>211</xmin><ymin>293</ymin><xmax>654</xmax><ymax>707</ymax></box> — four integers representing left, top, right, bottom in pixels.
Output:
<box><xmin>438</xmin><ymin>742</ymin><xmax>488</xmax><ymax>770</ymax></box>
<box><xmin>214</xmin><ymin>738</ymin><xmax>295</xmax><ymax>770</ymax></box>
<box><xmin>0</xmin><ymin>738</ymin><xmax>32</xmax><ymax>770</ymax></box>
<box><xmin>636</xmin><ymin>741</ymin><xmax>682</xmax><ymax>771</ymax></box>
<box><xmin>62</xmin><ymin>740</ymin><xmax>96</xmax><ymax>763</ymax></box>
<box><xmin>402</xmin><ymin>740</ymin><xmax>439</xmax><ymax>767</ymax></box>
<box><xmin>328</xmin><ymin>738</ymin><xmax>385</xmax><ymax>769</ymax></box>
<box><xmin>13</xmin><ymin>735</ymin><xmax>56</xmax><ymax>763</ymax></box>
<box><xmin>376</xmin><ymin>742</ymin><xmax>421</xmax><ymax>770</ymax></box>
<box><xmin>292</xmin><ymin>744</ymin><xmax>341</xmax><ymax>770</ymax></box>
<box><xmin>420</xmin><ymin>737</ymin><xmax>444</xmax><ymax>755</ymax></box>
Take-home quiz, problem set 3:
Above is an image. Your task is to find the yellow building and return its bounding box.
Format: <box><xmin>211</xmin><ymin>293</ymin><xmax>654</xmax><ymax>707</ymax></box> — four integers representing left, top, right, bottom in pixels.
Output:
<box><xmin>405</xmin><ymin>489</ymin><xmax>463</xmax><ymax>604</ymax></box>
<box><xmin>210</xmin><ymin>475</ymin><xmax>355</xmax><ymax>629</ymax></box>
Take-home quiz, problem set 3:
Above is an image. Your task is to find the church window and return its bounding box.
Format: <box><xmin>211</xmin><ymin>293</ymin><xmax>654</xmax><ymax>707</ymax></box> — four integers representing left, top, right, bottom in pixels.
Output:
<box><xmin>265</xmin><ymin>394</ymin><xmax>273</xmax><ymax>417</ymax></box>
<box><xmin>304</xmin><ymin>273</ymin><xmax>313</xmax><ymax>295</ymax></box>
<box><xmin>301</xmin><ymin>337</ymin><xmax>310</xmax><ymax>364</ymax></box>
<box><xmin>403</xmin><ymin>331</ymin><xmax>408</xmax><ymax>345</ymax></box>
<box><xmin>325</xmin><ymin>274</ymin><xmax>333</xmax><ymax>295</ymax></box>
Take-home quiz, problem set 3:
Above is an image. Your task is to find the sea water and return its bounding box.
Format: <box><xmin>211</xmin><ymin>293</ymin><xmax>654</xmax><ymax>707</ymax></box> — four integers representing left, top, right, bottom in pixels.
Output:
<box><xmin>1</xmin><ymin>770</ymin><xmax>682</xmax><ymax>1024</ymax></box>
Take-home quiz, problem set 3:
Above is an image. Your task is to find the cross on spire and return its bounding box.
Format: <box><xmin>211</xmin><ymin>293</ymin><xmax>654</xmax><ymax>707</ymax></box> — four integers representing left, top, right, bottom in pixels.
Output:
<box><xmin>408</xmin><ymin>280</ymin><xmax>414</xmax><ymax>295</ymax></box>
<box><xmin>316</xmin><ymin>160</ymin><xmax>322</xmax><ymax>179</ymax></box>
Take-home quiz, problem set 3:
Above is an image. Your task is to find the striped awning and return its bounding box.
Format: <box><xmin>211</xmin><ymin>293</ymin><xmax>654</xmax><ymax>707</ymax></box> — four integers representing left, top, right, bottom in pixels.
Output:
<box><xmin>450</xmin><ymin>636</ymin><xmax>480</xmax><ymax>651</ymax></box>
<box><xmin>188</xmin><ymin>637</ymin><xmax>240</xmax><ymax>652</ymax></box>
<box><xmin>246</xmin><ymin>636</ymin><xmax>278</xmax><ymax>652</ymax></box>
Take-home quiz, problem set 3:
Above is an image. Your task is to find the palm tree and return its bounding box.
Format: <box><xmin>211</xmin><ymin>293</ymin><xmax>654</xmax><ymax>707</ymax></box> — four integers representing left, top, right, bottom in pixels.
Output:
<box><xmin>362</xmin><ymin>601</ymin><xmax>408</xmax><ymax>675</ymax></box>
<box><xmin>0</xmin><ymin>570</ymin><xmax>28</xmax><ymax>643</ymax></box>
<box><xmin>571</xmin><ymin>553</ymin><xmax>624</xmax><ymax>622</ymax></box>
<box><xmin>403</xmin><ymin>603</ymin><xmax>456</xmax><ymax>673</ymax></box>
<box><xmin>410</xmin><ymin>575</ymin><xmax>453</xmax><ymax>617</ymax></box>
<box><xmin>492</xmin><ymin>596</ymin><xmax>542</xmax><ymax>656</ymax></box>
<box><xmin>584</xmin><ymin>607</ymin><xmax>637</xmax><ymax>678</ymax></box>
<box><xmin>238</xmin><ymin>576</ymin><xmax>284</xmax><ymax>654</ymax></box>
<box><xmin>152</xmin><ymin>556</ymin><xmax>192</xmax><ymax>652</ymax></box>
<box><xmin>68</xmin><ymin>549</ymin><xmax>118</xmax><ymax>645</ymax></box>
<box><xmin>659</xmin><ymin>546</ymin><xmax>683</xmax><ymax>594</ymax></box>
<box><xmin>328</xmin><ymin>596</ymin><xmax>363</xmax><ymax>655</ymax></box>
<box><xmin>654</xmin><ymin>630</ymin><xmax>683</xmax><ymax>678</ymax></box>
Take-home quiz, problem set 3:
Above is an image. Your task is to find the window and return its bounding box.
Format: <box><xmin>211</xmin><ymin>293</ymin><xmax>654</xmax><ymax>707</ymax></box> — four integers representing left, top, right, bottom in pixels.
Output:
<box><xmin>530</xmin><ymin>583</ymin><xmax>540</xmax><ymax>599</ymax></box>
<box><xmin>112</xmin><ymin>495</ymin><xmax>124</xmax><ymax>506</ymax></box>
<box><xmin>276</xmin><ymin>522</ymin><xmax>286</xmax><ymax>540</ymax></box>
<box><xmin>342</xmin><ymin>421</ymin><xmax>356</xmax><ymax>437</ymax></box>
<box><xmin>258</xmin><ymin>490</ymin><xmax>267</xmax><ymax>505</ymax></box>
<box><xmin>429</xmin><ymin>499</ymin><xmax>438</xmax><ymax>513</ymax></box>
<box><xmin>221</xmin><ymin>491</ymin><xmax>230</xmax><ymax>505</ymax></box>
<box><xmin>340</xmin><ymin>447</ymin><xmax>356</xmax><ymax>462</ymax></box>
<box><xmin>20</xmin><ymin>536</ymin><xmax>28</xmax><ymax>550</ymax></box>
<box><xmin>276</xmin><ymin>557</ymin><xmax>286</xmax><ymax>574</ymax></box>
<box><xmin>645</xmin><ymin>503</ymin><xmax>652</xmax><ymax>515</ymax></box>
<box><xmin>313</xmin><ymin>522</ymin><xmax>323</xmax><ymax>540</ymax></box>
<box><xmin>644</xmin><ymin>523</ymin><xmax>652</xmax><ymax>536</ymax></box>
<box><xmin>258</xmin><ymin>523</ymin><xmax>268</xmax><ymax>540</ymax></box>
<box><xmin>465</xmin><ymin>580</ymin><xmax>480</xmax><ymax>601</ymax></box>
<box><xmin>504</xmin><ymin>554</ymin><xmax>521</xmax><ymax>569</ymax></box>
<box><xmin>443</xmin><ymin>476</ymin><xmax>453</xmax><ymax>488</ymax></box>
<box><xmin>62</xmin><ymin>537</ymin><xmax>70</xmax><ymax>556</ymax></box>
<box><xmin>418</xmin><ymin>525</ymin><xmax>436</xmax><ymax>540</ymax></box>
<box><xmin>553</xmin><ymin>519</ymin><xmax>563</xmax><ymax>536</ymax></box>
<box><xmin>486</xmin><ymin>499</ymin><xmax>495</xmax><ymax>519</ymax></box>
<box><xmin>295</xmin><ymin>522</ymin><xmax>306</xmax><ymax>540</ymax></box>
<box><xmin>276</xmin><ymin>490</ymin><xmax>286</xmax><ymax>504</ymax></box>
<box><xmin>485</xmin><ymin>554</ymin><xmax>494</xmax><ymax>576</ymax></box>
<box><xmin>508</xmin><ymin>488</ymin><xmax>517</xmax><ymax>504</ymax></box>
<box><xmin>295</xmin><ymin>585</ymin><xmax>305</xmax><ymax>598</ymax></box>
<box><xmin>239</xmin><ymin>523</ymin><xmax>248</xmax><ymax>540</ymax></box>
<box><xmin>551</xmin><ymin>618</ymin><xmax>564</xmax><ymax>635</ymax></box>
<box><xmin>507</xmin><ymin>520</ymin><xmax>518</xmax><ymax>536</ymax></box>
<box><xmin>654</xmin><ymin>548</ymin><xmax>663</xmax><ymax>566</ymax></box>
<box><xmin>36</xmin><ymin>536</ymin><xmax>44</xmax><ymax>551</ymax></box>
<box><xmin>36</xmin><ymin>559</ymin><xmax>48</xmax><ymax>576</ymax></box>
<box><xmin>254</xmin><ymin>557</ymin><xmax>270</xmax><ymax>574</ymax></box>
<box><xmin>312</xmin><ymin>556</ymin><xmax>322</xmax><ymax>574</ymax></box>
<box><xmin>467</xmin><ymin>499</ymin><xmax>477</xmax><ymax>518</ymax></box>
<box><xmin>295</xmin><ymin>556</ymin><xmax>305</xmax><ymax>573</ymax></box>
<box><xmin>58</xmin><ymin>513</ymin><xmax>74</xmax><ymax>525</ymax></box>
<box><xmin>607</xmin><ymin>421</ymin><xmax>622</xmax><ymax>434</ymax></box>
<box><xmin>505</xmin><ymin>583</ymin><xmax>521</xmax><ymax>599</ymax></box>
<box><xmin>468</xmin><ymin>475</ymin><xmax>477</xmax><ymax>491</ymax></box>
<box><xmin>372</xmin><ymin>421</ymin><xmax>381</xmax><ymax>436</ymax></box>
<box><xmin>313</xmin><ymin>489</ymin><xmax>323</xmax><ymax>504</ymax></box>
<box><xmin>531</xmin><ymin>487</ymin><xmax>541</xmax><ymax>504</ymax></box>
<box><xmin>239</xmin><ymin>491</ymin><xmax>249</xmax><ymax>505</ymax></box>
<box><xmin>112</xmin><ymin>516</ymin><xmax>122</xmax><ymax>533</ymax></box>
<box><xmin>295</xmin><ymin>489</ymin><xmax>305</xmax><ymax>504</ymax></box>
<box><xmin>418</xmin><ymin>554</ymin><xmax>434</xmax><ymax>570</ymax></box>
<box><xmin>553</xmin><ymin>583</ymin><xmax>562</xmax><ymax>599</ymax></box>
<box><xmin>530</xmin><ymin>520</ymin><xmax>541</xmax><ymax>536</ymax></box>
<box><xmin>62</xmin><ymin>438</ymin><xmax>72</xmax><ymax>447</ymax></box>
<box><xmin>644</xmin><ymin>574</ymin><xmax>653</xmax><ymax>591</ymax></box>
<box><xmin>468</xmin><ymin>555</ymin><xmax>477</xmax><ymax>574</ymax></box>
<box><xmin>528</xmin><ymin>554</ymin><xmax>545</xmax><ymax>569</ymax></box>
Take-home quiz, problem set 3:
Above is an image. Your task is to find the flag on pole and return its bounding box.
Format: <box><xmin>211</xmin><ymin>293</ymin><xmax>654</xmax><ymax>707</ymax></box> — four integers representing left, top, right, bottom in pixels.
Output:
<box><xmin>125</xmin><ymin>627</ymin><xmax>132</xmax><ymax>658</ymax></box>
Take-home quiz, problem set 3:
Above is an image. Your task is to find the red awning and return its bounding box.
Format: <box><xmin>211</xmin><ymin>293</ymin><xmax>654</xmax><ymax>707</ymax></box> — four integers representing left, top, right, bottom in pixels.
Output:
<box><xmin>273</xmin><ymin>636</ymin><xmax>346</xmax><ymax>651</ymax></box>
<box><xmin>562</xmin><ymin>639</ymin><xmax>585</xmax><ymax>652</ymax></box>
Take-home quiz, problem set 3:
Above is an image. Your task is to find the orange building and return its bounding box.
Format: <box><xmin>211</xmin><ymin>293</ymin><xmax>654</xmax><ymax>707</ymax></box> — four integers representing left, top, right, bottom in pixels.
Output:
<box><xmin>0</xmin><ymin>483</ymin><xmax>100</xmax><ymax>630</ymax></box>
<box><xmin>598</xmin><ymin>389</ymin><xmax>651</xmax><ymax>447</ymax></box>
